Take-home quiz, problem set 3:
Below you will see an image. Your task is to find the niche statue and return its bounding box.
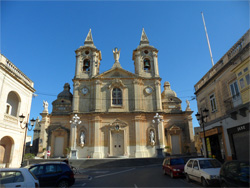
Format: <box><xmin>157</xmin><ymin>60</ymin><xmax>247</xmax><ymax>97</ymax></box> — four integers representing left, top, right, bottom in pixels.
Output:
<box><xmin>150</xmin><ymin>130</ymin><xmax>155</xmax><ymax>146</ymax></box>
<box><xmin>80</xmin><ymin>132</ymin><xmax>85</xmax><ymax>148</ymax></box>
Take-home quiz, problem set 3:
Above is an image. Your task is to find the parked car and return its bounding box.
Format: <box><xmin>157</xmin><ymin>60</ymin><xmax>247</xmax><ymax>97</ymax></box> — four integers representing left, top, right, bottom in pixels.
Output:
<box><xmin>184</xmin><ymin>158</ymin><xmax>221</xmax><ymax>187</ymax></box>
<box><xmin>25</xmin><ymin>162</ymin><xmax>75</xmax><ymax>188</ymax></box>
<box><xmin>0</xmin><ymin>168</ymin><xmax>39</xmax><ymax>188</ymax></box>
<box><xmin>220</xmin><ymin>160</ymin><xmax>249</xmax><ymax>187</ymax></box>
<box><xmin>162</xmin><ymin>157</ymin><xmax>186</xmax><ymax>178</ymax></box>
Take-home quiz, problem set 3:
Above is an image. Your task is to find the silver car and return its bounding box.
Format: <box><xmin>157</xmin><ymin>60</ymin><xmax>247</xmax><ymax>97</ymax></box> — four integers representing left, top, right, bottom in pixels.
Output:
<box><xmin>184</xmin><ymin>158</ymin><xmax>221</xmax><ymax>187</ymax></box>
<box><xmin>0</xmin><ymin>168</ymin><xmax>39</xmax><ymax>188</ymax></box>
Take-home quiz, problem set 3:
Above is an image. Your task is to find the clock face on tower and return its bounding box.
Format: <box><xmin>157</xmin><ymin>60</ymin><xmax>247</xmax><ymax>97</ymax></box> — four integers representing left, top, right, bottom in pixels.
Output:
<box><xmin>145</xmin><ymin>87</ymin><xmax>153</xmax><ymax>94</ymax></box>
<box><xmin>82</xmin><ymin>87</ymin><xmax>88</xmax><ymax>95</ymax></box>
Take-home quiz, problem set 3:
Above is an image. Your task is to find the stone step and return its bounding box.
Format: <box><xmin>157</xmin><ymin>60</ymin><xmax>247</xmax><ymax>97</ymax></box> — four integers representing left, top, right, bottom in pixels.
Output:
<box><xmin>24</xmin><ymin>158</ymin><xmax>164</xmax><ymax>169</ymax></box>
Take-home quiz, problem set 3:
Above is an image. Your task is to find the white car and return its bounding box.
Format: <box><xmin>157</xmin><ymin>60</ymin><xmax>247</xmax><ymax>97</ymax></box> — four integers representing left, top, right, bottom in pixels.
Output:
<box><xmin>0</xmin><ymin>168</ymin><xmax>39</xmax><ymax>188</ymax></box>
<box><xmin>184</xmin><ymin>158</ymin><xmax>221</xmax><ymax>187</ymax></box>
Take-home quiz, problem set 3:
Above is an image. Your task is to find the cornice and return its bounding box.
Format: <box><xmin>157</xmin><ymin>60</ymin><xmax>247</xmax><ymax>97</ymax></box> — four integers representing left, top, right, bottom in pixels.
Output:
<box><xmin>0</xmin><ymin>63</ymin><xmax>35</xmax><ymax>93</ymax></box>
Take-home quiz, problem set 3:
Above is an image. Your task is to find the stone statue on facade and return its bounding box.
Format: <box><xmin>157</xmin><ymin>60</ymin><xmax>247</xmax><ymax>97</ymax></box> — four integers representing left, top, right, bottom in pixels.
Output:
<box><xmin>43</xmin><ymin>100</ymin><xmax>48</xmax><ymax>112</ymax></box>
<box><xmin>80</xmin><ymin>131</ymin><xmax>85</xmax><ymax>147</ymax></box>
<box><xmin>185</xmin><ymin>99</ymin><xmax>191</xmax><ymax>111</ymax></box>
<box><xmin>150</xmin><ymin>130</ymin><xmax>155</xmax><ymax>146</ymax></box>
<box><xmin>113</xmin><ymin>48</ymin><xmax>120</xmax><ymax>62</ymax></box>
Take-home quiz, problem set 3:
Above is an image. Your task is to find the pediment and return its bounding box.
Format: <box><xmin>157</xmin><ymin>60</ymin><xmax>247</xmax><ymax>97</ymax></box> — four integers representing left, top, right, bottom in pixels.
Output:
<box><xmin>168</xmin><ymin>125</ymin><xmax>181</xmax><ymax>131</ymax></box>
<box><xmin>110</xmin><ymin>118</ymin><xmax>128</xmax><ymax>127</ymax></box>
<box><xmin>96</xmin><ymin>67</ymin><xmax>137</xmax><ymax>79</ymax></box>
<box><xmin>46</xmin><ymin>124</ymin><xmax>70</xmax><ymax>133</ymax></box>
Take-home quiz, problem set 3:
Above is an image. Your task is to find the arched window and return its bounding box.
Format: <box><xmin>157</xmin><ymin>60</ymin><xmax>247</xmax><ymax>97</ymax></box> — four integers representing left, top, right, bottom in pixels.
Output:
<box><xmin>83</xmin><ymin>59</ymin><xmax>90</xmax><ymax>72</ymax></box>
<box><xmin>144</xmin><ymin>58</ymin><xmax>151</xmax><ymax>71</ymax></box>
<box><xmin>112</xmin><ymin>88</ymin><xmax>122</xmax><ymax>105</ymax></box>
<box><xmin>6</xmin><ymin>91</ymin><xmax>20</xmax><ymax>117</ymax></box>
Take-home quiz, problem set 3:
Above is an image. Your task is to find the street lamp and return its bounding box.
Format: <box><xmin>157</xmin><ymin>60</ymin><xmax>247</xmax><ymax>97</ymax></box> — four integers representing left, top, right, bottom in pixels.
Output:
<box><xmin>195</xmin><ymin>108</ymin><xmax>209</xmax><ymax>158</ymax></box>
<box><xmin>69</xmin><ymin>114</ymin><xmax>81</xmax><ymax>159</ymax></box>
<box><xmin>19</xmin><ymin>114</ymin><xmax>36</xmax><ymax>167</ymax></box>
<box><xmin>152</xmin><ymin>113</ymin><xmax>164</xmax><ymax>158</ymax></box>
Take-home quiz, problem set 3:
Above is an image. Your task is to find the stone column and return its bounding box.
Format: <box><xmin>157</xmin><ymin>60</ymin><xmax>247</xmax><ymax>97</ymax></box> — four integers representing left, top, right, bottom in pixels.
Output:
<box><xmin>69</xmin><ymin>123</ymin><xmax>78</xmax><ymax>159</ymax></box>
<box><xmin>153</xmin><ymin>51</ymin><xmax>159</xmax><ymax>77</ymax></box>
<box><xmin>95</xmin><ymin>80</ymin><xmax>102</xmax><ymax>112</ymax></box>
<box><xmin>155</xmin><ymin>80</ymin><xmax>162</xmax><ymax>111</ymax></box>
<box><xmin>152</xmin><ymin>113</ymin><xmax>165</xmax><ymax>158</ymax></box>
<box><xmin>69</xmin><ymin>114</ymin><xmax>81</xmax><ymax>159</ymax></box>
<box><xmin>157</xmin><ymin>120</ymin><xmax>165</xmax><ymax>149</ymax></box>
<box><xmin>37</xmin><ymin>112</ymin><xmax>49</xmax><ymax>157</ymax></box>
<box><xmin>70</xmin><ymin>124</ymin><xmax>76</xmax><ymax>149</ymax></box>
<box><xmin>92</xmin><ymin>116</ymin><xmax>102</xmax><ymax>158</ymax></box>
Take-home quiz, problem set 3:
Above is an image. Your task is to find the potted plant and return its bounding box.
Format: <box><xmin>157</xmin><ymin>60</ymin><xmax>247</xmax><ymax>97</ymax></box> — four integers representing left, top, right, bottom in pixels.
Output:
<box><xmin>165</xmin><ymin>146</ymin><xmax>171</xmax><ymax>152</ymax></box>
<box><xmin>184</xmin><ymin>145</ymin><xmax>190</xmax><ymax>154</ymax></box>
<box><xmin>65</xmin><ymin>147</ymin><xmax>71</xmax><ymax>158</ymax></box>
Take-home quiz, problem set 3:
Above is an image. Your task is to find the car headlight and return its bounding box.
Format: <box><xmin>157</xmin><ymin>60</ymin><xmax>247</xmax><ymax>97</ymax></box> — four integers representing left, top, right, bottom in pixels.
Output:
<box><xmin>210</xmin><ymin>175</ymin><xmax>219</xmax><ymax>179</ymax></box>
<box><xmin>173</xmin><ymin>169</ymin><xmax>180</xmax><ymax>172</ymax></box>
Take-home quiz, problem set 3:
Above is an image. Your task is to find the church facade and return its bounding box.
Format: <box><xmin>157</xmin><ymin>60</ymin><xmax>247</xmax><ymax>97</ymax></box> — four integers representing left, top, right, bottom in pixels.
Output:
<box><xmin>36</xmin><ymin>29</ymin><xmax>195</xmax><ymax>158</ymax></box>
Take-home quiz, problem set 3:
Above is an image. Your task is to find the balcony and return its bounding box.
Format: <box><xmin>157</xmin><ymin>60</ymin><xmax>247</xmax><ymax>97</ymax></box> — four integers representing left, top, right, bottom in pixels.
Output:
<box><xmin>224</xmin><ymin>96</ymin><xmax>248</xmax><ymax>120</ymax></box>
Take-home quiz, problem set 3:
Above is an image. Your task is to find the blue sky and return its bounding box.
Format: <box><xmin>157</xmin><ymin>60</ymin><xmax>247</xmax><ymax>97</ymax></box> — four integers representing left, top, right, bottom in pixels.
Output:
<box><xmin>1</xmin><ymin>1</ymin><xmax>249</xmax><ymax>137</ymax></box>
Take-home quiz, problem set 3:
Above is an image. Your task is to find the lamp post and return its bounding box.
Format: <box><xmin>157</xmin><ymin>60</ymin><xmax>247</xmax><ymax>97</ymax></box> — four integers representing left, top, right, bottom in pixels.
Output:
<box><xmin>152</xmin><ymin>113</ymin><xmax>164</xmax><ymax>158</ymax></box>
<box><xmin>19</xmin><ymin>114</ymin><xmax>36</xmax><ymax>167</ymax></box>
<box><xmin>195</xmin><ymin>108</ymin><xmax>209</xmax><ymax>158</ymax></box>
<box><xmin>69</xmin><ymin>114</ymin><xmax>81</xmax><ymax>159</ymax></box>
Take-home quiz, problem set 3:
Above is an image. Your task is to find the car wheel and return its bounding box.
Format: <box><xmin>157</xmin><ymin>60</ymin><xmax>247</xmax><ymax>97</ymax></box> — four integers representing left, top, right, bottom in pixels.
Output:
<box><xmin>221</xmin><ymin>182</ymin><xmax>228</xmax><ymax>188</ymax></box>
<box><xmin>57</xmin><ymin>180</ymin><xmax>69</xmax><ymax>188</ymax></box>
<box><xmin>170</xmin><ymin>171</ymin><xmax>174</xmax><ymax>179</ymax></box>
<box><xmin>163</xmin><ymin>169</ymin><xmax>166</xmax><ymax>175</ymax></box>
<box><xmin>186</xmin><ymin>173</ymin><xmax>191</xmax><ymax>182</ymax></box>
<box><xmin>201</xmin><ymin>177</ymin><xmax>208</xmax><ymax>187</ymax></box>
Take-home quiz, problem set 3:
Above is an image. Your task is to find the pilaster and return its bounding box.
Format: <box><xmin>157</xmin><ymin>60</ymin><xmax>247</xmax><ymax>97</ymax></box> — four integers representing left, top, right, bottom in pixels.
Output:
<box><xmin>153</xmin><ymin>51</ymin><xmax>159</xmax><ymax>77</ymax></box>
<box><xmin>133</xmin><ymin>79</ymin><xmax>142</xmax><ymax>111</ymax></box>
<box><xmin>134</xmin><ymin>115</ymin><xmax>146</xmax><ymax>157</ymax></box>
<box><xmin>91</xmin><ymin>52</ymin><xmax>97</xmax><ymax>77</ymax></box>
<box><xmin>92</xmin><ymin>116</ymin><xmax>102</xmax><ymax>158</ymax></box>
<box><xmin>72</xmin><ymin>81</ymin><xmax>80</xmax><ymax>113</ymax></box>
<box><xmin>75</xmin><ymin>52</ymin><xmax>81</xmax><ymax>78</ymax></box>
<box><xmin>155</xmin><ymin>80</ymin><xmax>162</xmax><ymax>111</ymax></box>
<box><xmin>134</xmin><ymin>51</ymin><xmax>141</xmax><ymax>76</ymax></box>
<box><xmin>95</xmin><ymin>80</ymin><xmax>102</xmax><ymax>112</ymax></box>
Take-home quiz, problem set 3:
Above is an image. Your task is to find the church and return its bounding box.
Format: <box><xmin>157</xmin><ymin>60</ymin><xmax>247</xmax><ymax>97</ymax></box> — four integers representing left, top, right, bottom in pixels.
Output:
<box><xmin>34</xmin><ymin>29</ymin><xmax>195</xmax><ymax>158</ymax></box>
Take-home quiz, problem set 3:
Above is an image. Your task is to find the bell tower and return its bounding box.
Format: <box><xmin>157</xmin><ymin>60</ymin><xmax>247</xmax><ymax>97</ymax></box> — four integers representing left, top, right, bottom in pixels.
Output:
<box><xmin>132</xmin><ymin>28</ymin><xmax>159</xmax><ymax>78</ymax></box>
<box><xmin>74</xmin><ymin>29</ymin><xmax>102</xmax><ymax>79</ymax></box>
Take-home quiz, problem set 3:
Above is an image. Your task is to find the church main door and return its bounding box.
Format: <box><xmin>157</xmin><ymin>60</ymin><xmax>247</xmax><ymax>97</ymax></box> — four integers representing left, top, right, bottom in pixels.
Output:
<box><xmin>112</xmin><ymin>131</ymin><xmax>124</xmax><ymax>156</ymax></box>
<box><xmin>54</xmin><ymin>137</ymin><xmax>64</xmax><ymax>157</ymax></box>
<box><xmin>171</xmin><ymin>135</ymin><xmax>181</xmax><ymax>154</ymax></box>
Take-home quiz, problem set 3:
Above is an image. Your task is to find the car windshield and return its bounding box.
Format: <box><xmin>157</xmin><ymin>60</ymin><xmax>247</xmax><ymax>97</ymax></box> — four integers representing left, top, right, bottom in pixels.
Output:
<box><xmin>199</xmin><ymin>159</ymin><xmax>221</xmax><ymax>169</ymax></box>
<box><xmin>170</xmin><ymin>158</ymin><xmax>185</xmax><ymax>165</ymax></box>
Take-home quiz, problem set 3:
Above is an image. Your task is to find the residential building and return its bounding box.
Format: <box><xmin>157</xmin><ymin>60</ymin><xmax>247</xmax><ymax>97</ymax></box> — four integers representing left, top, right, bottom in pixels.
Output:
<box><xmin>194</xmin><ymin>29</ymin><xmax>249</xmax><ymax>162</ymax></box>
<box><xmin>0</xmin><ymin>54</ymin><xmax>35</xmax><ymax>167</ymax></box>
<box><xmin>36</xmin><ymin>29</ymin><xmax>195</xmax><ymax>158</ymax></box>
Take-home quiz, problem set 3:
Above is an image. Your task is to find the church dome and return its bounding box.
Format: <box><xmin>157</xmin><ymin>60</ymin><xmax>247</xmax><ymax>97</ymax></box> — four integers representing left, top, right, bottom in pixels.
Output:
<box><xmin>162</xmin><ymin>81</ymin><xmax>177</xmax><ymax>98</ymax></box>
<box><xmin>57</xmin><ymin>83</ymin><xmax>73</xmax><ymax>101</ymax></box>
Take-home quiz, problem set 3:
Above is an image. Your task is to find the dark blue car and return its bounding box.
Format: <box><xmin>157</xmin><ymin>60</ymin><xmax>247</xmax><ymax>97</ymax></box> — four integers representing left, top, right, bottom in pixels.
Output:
<box><xmin>26</xmin><ymin>162</ymin><xmax>75</xmax><ymax>188</ymax></box>
<box><xmin>220</xmin><ymin>160</ymin><xmax>249</xmax><ymax>187</ymax></box>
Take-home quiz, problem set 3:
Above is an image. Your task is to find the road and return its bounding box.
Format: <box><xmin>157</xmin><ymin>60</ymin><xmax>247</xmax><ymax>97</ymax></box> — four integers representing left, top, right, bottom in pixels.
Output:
<box><xmin>73</xmin><ymin>164</ymin><xmax>202</xmax><ymax>187</ymax></box>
